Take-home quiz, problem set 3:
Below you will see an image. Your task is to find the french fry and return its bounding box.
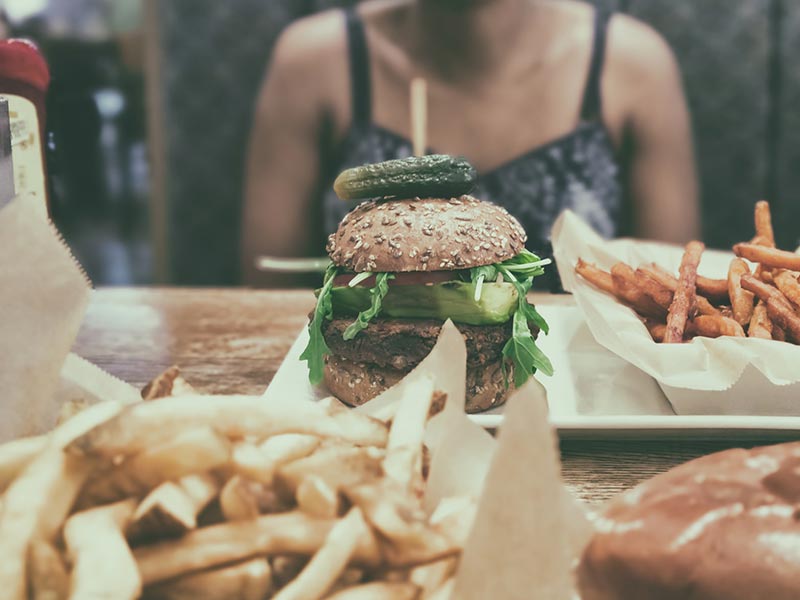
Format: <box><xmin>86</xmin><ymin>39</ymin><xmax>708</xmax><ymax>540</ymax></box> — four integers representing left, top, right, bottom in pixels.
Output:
<box><xmin>748</xmin><ymin>301</ymin><xmax>773</xmax><ymax>339</ymax></box>
<box><xmin>773</xmin><ymin>324</ymin><xmax>787</xmax><ymax>342</ymax></box>
<box><xmin>327</xmin><ymin>582</ymin><xmax>421</xmax><ymax>600</ymax></box>
<box><xmin>142</xmin><ymin>558</ymin><xmax>272</xmax><ymax>600</ymax></box>
<box><xmin>383</xmin><ymin>375</ymin><xmax>435</xmax><ymax>492</ymax></box>
<box><xmin>610</xmin><ymin>263</ymin><xmax>666</xmax><ymax>318</ymax></box>
<box><xmin>64</xmin><ymin>498</ymin><xmax>141</xmax><ymax>600</ymax></box>
<box><xmin>296</xmin><ymin>475</ymin><xmax>340</xmax><ymax>519</ymax></box>
<box><xmin>28</xmin><ymin>540</ymin><xmax>69</xmax><ymax>600</ymax></box>
<box><xmin>688</xmin><ymin>315</ymin><xmax>746</xmax><ymax>338</ymax></box>
<box><xmin>219</xmin><ymin>476</ymin><xmax>288</xmax><ymax>521</ymax></box>
<box><xmin>636</xmin><ymin>265</ymin><xmax>719</xmax><ymax>316</ymax></box>
<box><xmin>664</xmin><ymin>241</ymin><xmax>704</xmax><ymax>343</ymax></box>
<box><xmin>695</xmin><ymin>275</ymin><xmax>729</xmax><ymax>302</ymax></box>
<box><xmin>231</xmin><ymin>434</ymin><xmax>320</xmax><ymax>485</ymax></box>
<box><xmin>773</xmin><ymin>270</ymin><xmax>800</xmax><ymax>308</ymax></box>
<box><xmin>68</xmin><ymin>396</ymin><xmax>387</xmax><ymax>461</ymax></box>
<box><xmin>575</xmin><ymin>259</ymin><xmax>615</xmax><ymax>294</ymax></box>
<box><xmin>270</xmin><ymin>556</ymin><xmax>308</xmax><ymax>589</ymax></box>
<box><xmin>644</xmin><ymin>320</ymin><xmax>666</xmax><ymax>343</ymax></box>
<box><xmin>127</xmin><ymin>473</ymin><xmax>219</xmax><ymax>541</ymax></box>
<box><xmin>635</xmin><ymin>270</ymin><xmax>674</xmax><ymax>311</ymax></box>
<box><xmin>427</xmin><ymin>578</ymin><xmax>455</xmax><ymax>600</ymax></box>
<box><xmin>734</xmin><ymin>243</ymin><xmax>800</xmax><ymax>271</ymax></box>
<box><xmin>727</xmin><ymin>258</ymin><xmax>755</xmax><ymax>326</ymax></box>
<box><xmin>133</xmin><ymin>511</ymin><xmax>382</xmax><ymax>585</ymax></box>
<box><xmin>0</xmin><ymin>434</ymin><xmax>47</xmax><ymax>492</ymax></box>
<box><xmin>0</xmin><ymin>401</ymin><xmax>121</xmax><ymax>600</ymax></box>
<box><xmin>273</xmin><ymin>507</ymin><xmax>369</xmax><ymax>600</ymax></box>
<box><xmin>754</xmin><ymin>200</ymin><xmax>775</xmax><ymax>246</ymax></box>
<box><xmin>274</xmin><ymin>444</ymin><xmax>384</xmax><ymax>500</ymax></box>
<box><xmin>740</xmin><ymin>275</ymin><xmax>800</xmax><ymax>341</ymax></box>
<box><xmin>141</xmin><ymin>365</ymin><xmax>196</xmax><ymax>400</ymax></box>
<box><xmin>410</xmin><ymin>557</ymin><xmax>456</xmax><ymax>596</ymax></box>
<box><xmin>77</xmin><ymin>427</ymin><xmax>231</xmax><ymax>507</ymax></box>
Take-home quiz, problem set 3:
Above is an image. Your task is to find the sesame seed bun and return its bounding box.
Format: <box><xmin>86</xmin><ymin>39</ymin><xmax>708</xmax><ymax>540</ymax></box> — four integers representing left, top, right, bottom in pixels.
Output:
<box><xmin>326</xmin><ymin>195</ymin><xmax>527</xmax><ymax>273</ymax></box>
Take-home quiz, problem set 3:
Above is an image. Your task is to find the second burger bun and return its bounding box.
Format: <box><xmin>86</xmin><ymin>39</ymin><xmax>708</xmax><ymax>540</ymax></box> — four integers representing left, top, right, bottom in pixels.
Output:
<box><xmin>323</xmin><ymin>353</ymin><xmax>514</xmax><ymax>413</ymax></box>
<box><xmin>326</xmin><ymin>195</ymin><xmax>527</xmax><ymax>273</ymax></box>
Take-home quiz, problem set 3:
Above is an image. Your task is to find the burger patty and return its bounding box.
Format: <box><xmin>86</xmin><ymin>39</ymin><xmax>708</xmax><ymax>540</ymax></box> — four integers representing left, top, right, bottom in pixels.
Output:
<box><xmin>321</xmin><ymin>316</ymin><xmax>519</xmax><ymax>371</ymax></box>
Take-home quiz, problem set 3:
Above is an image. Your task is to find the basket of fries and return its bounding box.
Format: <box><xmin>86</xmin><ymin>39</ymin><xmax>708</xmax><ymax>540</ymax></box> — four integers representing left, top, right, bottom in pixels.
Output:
<box><xmin>552</xmin><ymin>202</ymin><xmax>800</xmax><ymax>416</ymax></box>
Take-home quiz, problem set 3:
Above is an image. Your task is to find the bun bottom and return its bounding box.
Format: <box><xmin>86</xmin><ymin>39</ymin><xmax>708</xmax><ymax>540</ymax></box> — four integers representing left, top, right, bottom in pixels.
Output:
<box><xmin>323</xmin><ymin>354</ymin><xmax>514</xmax><ymax>413</ymax></box>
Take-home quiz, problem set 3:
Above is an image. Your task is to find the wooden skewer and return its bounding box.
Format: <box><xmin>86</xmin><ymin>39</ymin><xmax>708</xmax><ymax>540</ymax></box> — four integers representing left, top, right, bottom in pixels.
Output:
<box><xmin>410</xmin><ymin>77</ymin><xmax>428</xmax><ymax>157</ymax></box>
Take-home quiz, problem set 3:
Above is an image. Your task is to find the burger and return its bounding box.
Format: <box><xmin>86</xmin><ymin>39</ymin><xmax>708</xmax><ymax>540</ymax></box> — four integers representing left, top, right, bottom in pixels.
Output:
<box><xmin>578</xmin><ymin>442</ymin><xmax>800</xmax><ymax>599</ymax></box>
<box><xmin>301</xmin><ymin>155</ymin><xmax>553</xmax><ymax>412</ymax></box>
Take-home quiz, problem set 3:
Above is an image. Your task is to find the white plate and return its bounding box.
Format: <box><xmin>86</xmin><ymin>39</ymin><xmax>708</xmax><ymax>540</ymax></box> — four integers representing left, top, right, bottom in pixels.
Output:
<box><xmin>264</xmin><ymin>306</ymin><xmax>800</xmax><ymax>440</ymax></box>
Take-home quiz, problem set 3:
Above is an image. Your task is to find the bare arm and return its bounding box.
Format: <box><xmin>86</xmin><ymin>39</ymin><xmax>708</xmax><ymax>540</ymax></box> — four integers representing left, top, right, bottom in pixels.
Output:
<box><xmin>242</xmin><ymin>18</ymin><xmax>339</xmax><ymax>287</ymax></box>
<box><xmin>608</xmin><ymin>17</ymin><xmax>700</xmax><ymax>244</ymax></box>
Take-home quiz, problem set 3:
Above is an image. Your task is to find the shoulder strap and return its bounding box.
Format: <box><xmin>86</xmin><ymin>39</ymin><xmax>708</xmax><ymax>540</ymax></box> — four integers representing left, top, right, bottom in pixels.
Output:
<box><xmin>579</xmin><ymin>8</ymin><xmax>612</xmax><ymax>121</ymax></box>
<box><xmin>345</xmin><ymin>7</ymin><xmax>372</xmax><ymax>126</ymax></box>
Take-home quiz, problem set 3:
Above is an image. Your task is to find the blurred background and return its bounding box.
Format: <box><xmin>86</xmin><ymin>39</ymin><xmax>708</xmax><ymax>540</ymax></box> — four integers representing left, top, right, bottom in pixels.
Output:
<box><xmin>6</xmin><ymin>0</ymin><xmax>799</xmax><ymax>285</ymax></box>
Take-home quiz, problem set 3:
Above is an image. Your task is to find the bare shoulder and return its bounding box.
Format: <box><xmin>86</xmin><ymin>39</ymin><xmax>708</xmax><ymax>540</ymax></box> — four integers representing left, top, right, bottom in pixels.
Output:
<box><xmin>605</xmin><ymin>13</ymin><xmax>680</xmax><ymax>80</ymax></box>
<box><xmin>271</xmin><ymin>10</ymin><xmax>347</xmax><ymax>74</ymax></box>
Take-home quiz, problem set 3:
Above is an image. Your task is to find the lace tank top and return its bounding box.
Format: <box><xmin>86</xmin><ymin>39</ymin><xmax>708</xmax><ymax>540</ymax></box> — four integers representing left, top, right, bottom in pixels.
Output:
<box><xmin>322</xmin><ymin>8</ymin><xmax>622</xmax><ymax>290</ymax></box>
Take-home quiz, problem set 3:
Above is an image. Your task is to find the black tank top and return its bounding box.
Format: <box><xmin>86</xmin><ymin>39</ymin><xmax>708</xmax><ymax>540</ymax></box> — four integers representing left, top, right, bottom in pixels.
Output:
<box><xmin>323</xmin><ymin>8</ymin><xmax>622</xmax><ymax>290</ymax></box>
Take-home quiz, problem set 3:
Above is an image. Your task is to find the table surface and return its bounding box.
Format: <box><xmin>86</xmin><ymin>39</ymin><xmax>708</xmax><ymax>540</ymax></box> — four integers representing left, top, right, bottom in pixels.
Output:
<box><xmin>74</xmin><ymin>287</ymin><xmax>781</xmax><ymax>506</ymax></box>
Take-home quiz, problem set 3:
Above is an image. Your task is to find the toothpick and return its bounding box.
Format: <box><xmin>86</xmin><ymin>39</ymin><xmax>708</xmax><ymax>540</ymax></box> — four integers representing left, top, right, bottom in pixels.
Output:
<box><xmin>410</xmin><ymin>78</ymin><xmax>428</xmax><ymax>156</ymax></box>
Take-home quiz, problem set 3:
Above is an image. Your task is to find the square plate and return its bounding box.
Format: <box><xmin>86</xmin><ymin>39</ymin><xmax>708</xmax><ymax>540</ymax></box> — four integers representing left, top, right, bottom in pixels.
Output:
<box><xmin>264</xmin><ymin>305</ymin><xmax>800</xmax><ymax>440</ymax></box>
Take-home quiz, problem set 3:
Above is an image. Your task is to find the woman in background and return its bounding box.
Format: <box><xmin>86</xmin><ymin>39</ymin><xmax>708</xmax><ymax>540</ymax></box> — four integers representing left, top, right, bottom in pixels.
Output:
<box><xmin>243</xmin><ymin>0</ymin><xmax>698</xmax><ymax>286</ymax></box>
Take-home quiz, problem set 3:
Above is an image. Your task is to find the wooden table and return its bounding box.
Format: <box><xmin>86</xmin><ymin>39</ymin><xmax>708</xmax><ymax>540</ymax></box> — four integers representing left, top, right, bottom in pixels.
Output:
<box><xmin>74</xmin><ymin>288</ymin><xmax>784</xmax><ymax>506</ymax></box>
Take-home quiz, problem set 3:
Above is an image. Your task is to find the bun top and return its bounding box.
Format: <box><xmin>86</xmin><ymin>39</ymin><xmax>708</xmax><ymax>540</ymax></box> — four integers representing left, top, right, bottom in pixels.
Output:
<box><xmin>326</xmin><ymin>195</ymin><xmax>527</xmax><ymax>273</ymax></box>
<box><xmin>578</xmin><ymin>442</ymin><xmax>800</xmax><ymax>600</ymax></box>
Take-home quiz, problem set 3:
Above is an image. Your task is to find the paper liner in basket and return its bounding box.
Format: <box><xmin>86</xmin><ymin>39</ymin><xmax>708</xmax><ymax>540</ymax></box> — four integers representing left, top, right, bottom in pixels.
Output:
<box><xmin>0</xmin><ymin>196</ymin><xmax>91</xmax><ymax>441</ymax></box>
<box><xmin>551</xmin><ymin>210</ymin><xmax>800</xmax><ymax>415</ymax></box>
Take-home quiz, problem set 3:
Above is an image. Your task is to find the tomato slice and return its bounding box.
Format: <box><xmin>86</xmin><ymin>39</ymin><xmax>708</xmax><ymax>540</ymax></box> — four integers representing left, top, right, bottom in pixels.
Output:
<box><xmin>333</xmin><ymin>271</ymin><xmax>457</xmax><ymax>287</ymax></box>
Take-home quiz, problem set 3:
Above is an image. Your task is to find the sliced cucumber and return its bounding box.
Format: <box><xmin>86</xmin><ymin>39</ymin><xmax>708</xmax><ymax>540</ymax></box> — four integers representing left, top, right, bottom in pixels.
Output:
<box><xmin>333</xmin><ymin>155</ymin><xmax>477</xmax><ymax>201</ymax></box>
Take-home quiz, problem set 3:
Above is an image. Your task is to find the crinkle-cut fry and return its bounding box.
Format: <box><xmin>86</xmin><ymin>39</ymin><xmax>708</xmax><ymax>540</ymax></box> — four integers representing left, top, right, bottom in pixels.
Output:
<box><xmin>773</xmin><ymin>269</ymin><xmax>800</xmax><ymax>308</ymax></box>
<box><xmin>740</xmin><ymin>275</ymin><xmax>800</xmax><ymax>341</ymax></box>
<box><xmin>610</xmin><ymin>263</ymin><xmax>667</xmax><ymax>318</ymax></box>
<box><xmin>28</xmin><ymin>540</ymin><xmax>69</xmax><ymax>600</ymax></box>
<box><xmin>134</xmin><ymin>511</ymin><xmax>381</xmax><ymax>585</ymax></box>
<box><xmin>734</xmin><ymin>243</ymin><xmax>800</xmax><ymax>271</ymax></box>
<box><xmin>754</xmin><ymin>200</ymin><xmax>776</xmax><ymax>247</ymax></box>
<box><xmin>0</xmin><ymin>402</ymin><xmax>121</xmax><ymax>600</ymax></box>
<box><xmin>688</xmin><ymin>315</ymin><xmax>746</xmax><ymax>338</ymax></box>
<box><xmin>273</xmin><ymin>507</ymin><xmax>369</xmax><ymax>600</ymax></box>
<box><xmin>326</xmin><ymin>582</ymin><xmax>421</xmax><ymax>600</ymax></box>
<box><xmin>727</xmin><ymin>258</ymin><xmax>755</xmax><ymax>326</ymax></box>
<box><xmin>142</xmin><ymin>558</ymin><xmax>272</xmax><ymax>600</ymax></box>
<box><xmin>67</xmin><ymin>396</ymin><xmax>387</xmax><ymax>461</ymax></box>
<box><xmin>65</xmin><ymin>498</ymin><xmax>141</xmax><ymax>600</ymax></box>
<box><xmin>77</xmin><ymin>426</ymin><xmax>231</xmax><ymax>508</ymax></box>
<box><xmin>0</xmin><ymin>434</ymin><xmax>47</xmax><ymax>492</ymax></box>
<box><xmin>748</xmin><ymin>301</ymin><xmax>773</xmax><ymax>339</ymax></box>
<box><xmin>664</xmin><ymin>241</ymin><xmax>705</xmax><ymax>343</ymax></box>
<box><xmin>575</xmin><ymin>259</ymin><xmax>615</xmax><ymax>294</ymax></box>
<box><xmin>231</xmin><ymin>434</ymin><xmax>320</xmax><ymax>485</ymax></box>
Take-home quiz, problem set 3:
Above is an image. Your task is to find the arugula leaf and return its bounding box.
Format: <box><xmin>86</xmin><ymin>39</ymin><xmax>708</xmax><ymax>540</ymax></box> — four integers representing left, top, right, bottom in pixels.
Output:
<box><xmin>502</xmin><ymin>309</ymin><xmax>554</xmax><ymax>387</ymax></box>
<box><xmin>496</xmin><ymin>263</ymin><xmax>553</xmax><ymax>385</ymax></box>
<box><xmin>299</xmin><ymin>263</ymin><xmax>338</xmax><ymax>385</ymax></box>
<box><xmin>342</xmin><ymin>272</ymin><xmax>394</xmax><ymax>340</ymax></box>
